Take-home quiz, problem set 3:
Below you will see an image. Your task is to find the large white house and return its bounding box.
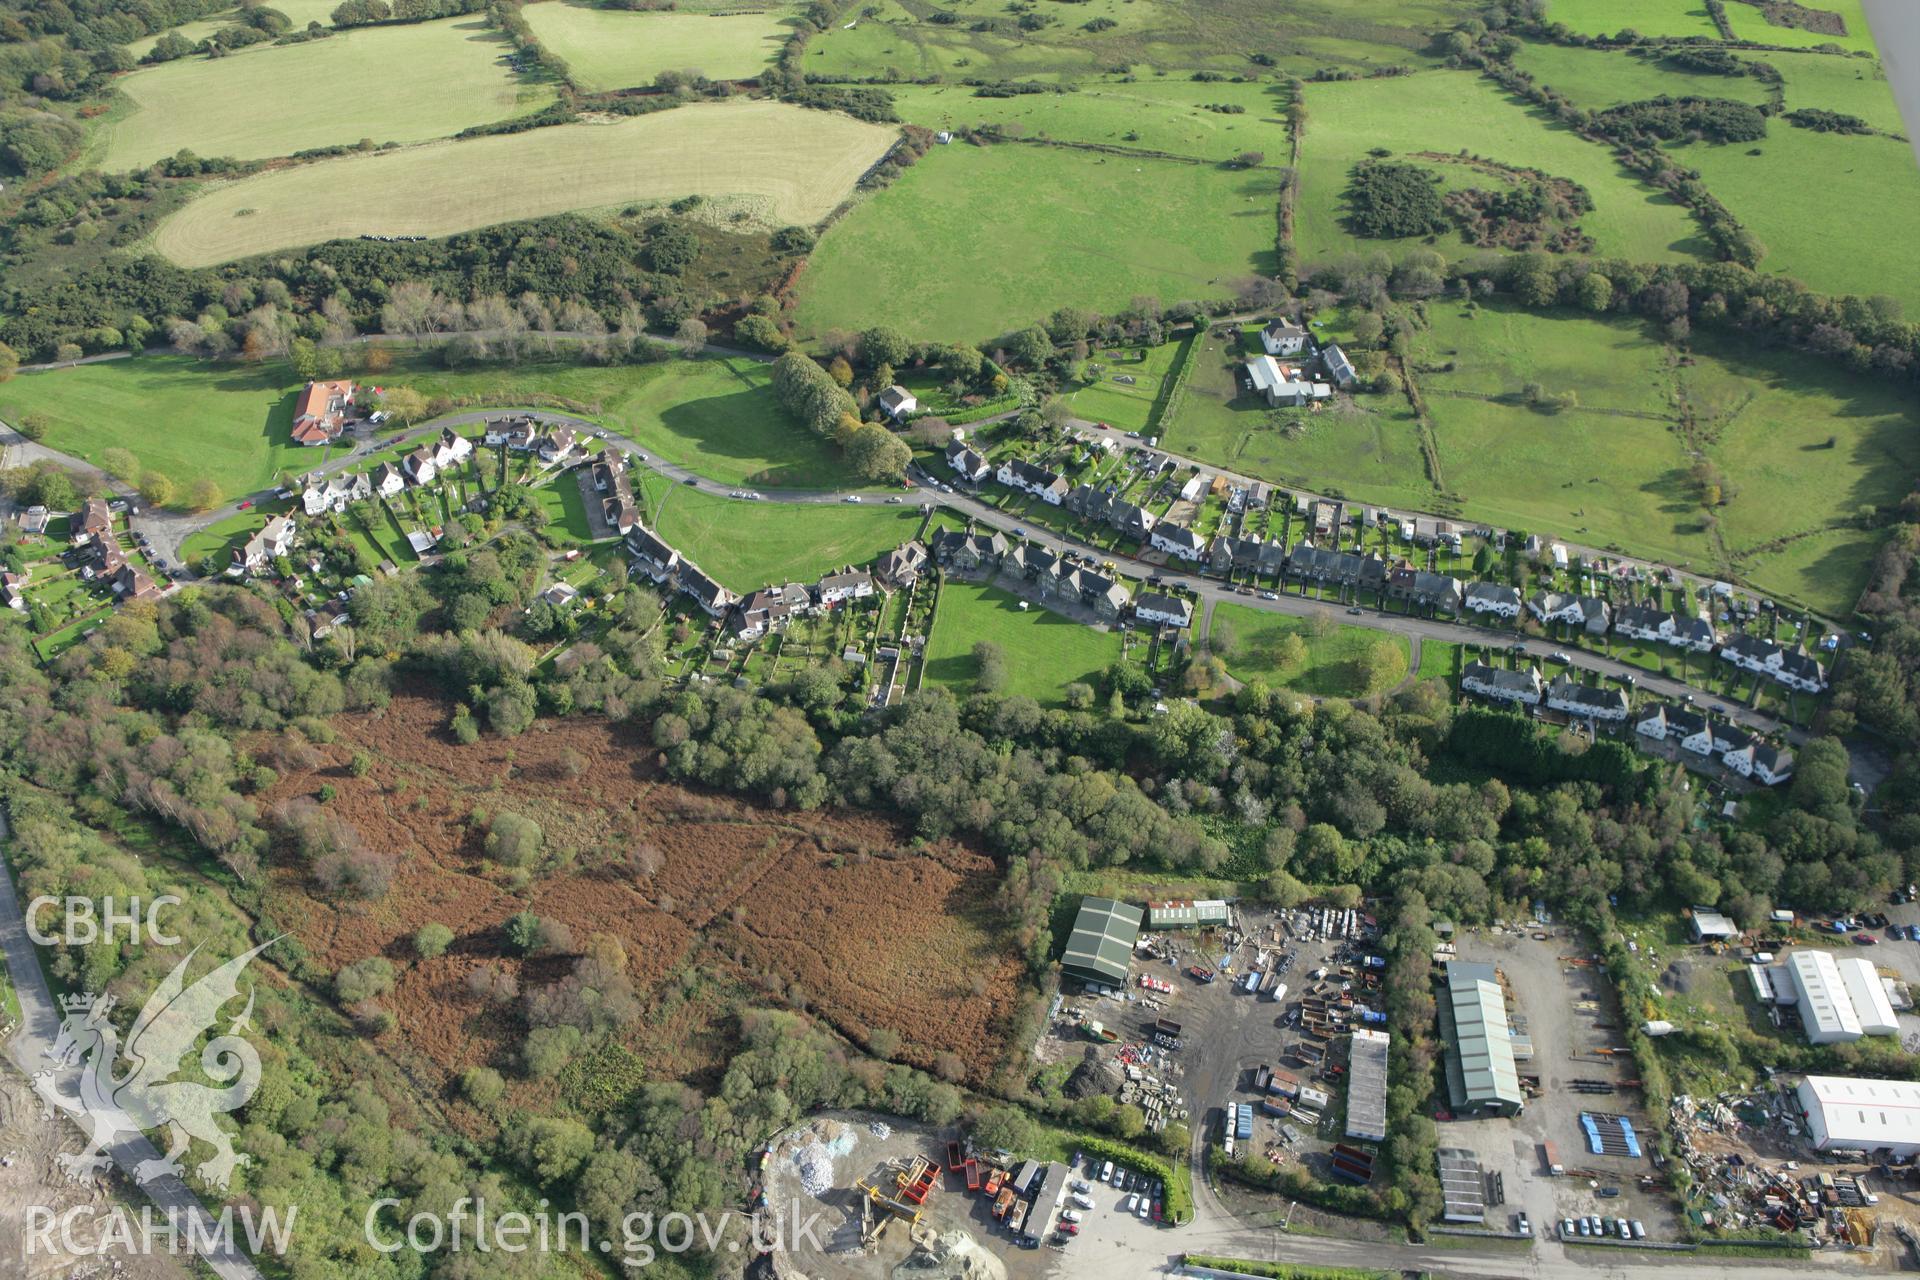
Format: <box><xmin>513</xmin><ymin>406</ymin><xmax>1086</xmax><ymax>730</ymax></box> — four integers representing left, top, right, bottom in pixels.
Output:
<box><xmin>996</xmin><ymin>459</ymin><xmax>1068</xmax><ymax>504</ymax></box>
<box><xmin>1133</xmin><ymin>592</ymin><xmax>1191</xmax><ymax>629</ymax></box>
<box><xmin>1720</xmin><ymin>634</ymin><xmax>1827</xmax><ymax>693</ymax></box>
<box><xmin>1260</xmin><ymin>319</ymin><xmax>1309</xmax><ymax>356</ymax></box>
<box><xmin>1463</xmin><ymin>582</ymin><xmax>1521</xmax><ymax>619</ymax></box>
<box><xmin>1614</xmin><ymin>605</ymin><xmax>1716</xmax><ymax>652</ymax></box>
<box><xmin>1545</xmin><ymin>673</ymin><xmax>1629</xmax><ymax>722</ymax></box>
<box><xmin>1150</xmin><ymin>523</ymin><xmax>1206</xmax><ymax>562</ymax></box>
<box><xmin>1461</xmin><ymin>661</ymin><xmax>1543</xmax><ymax>706</ymax></box>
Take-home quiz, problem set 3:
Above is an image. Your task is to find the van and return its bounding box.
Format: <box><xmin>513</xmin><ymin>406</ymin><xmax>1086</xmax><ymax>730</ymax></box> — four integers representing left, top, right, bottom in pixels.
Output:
<box><xmin>1100</xmin><ymin>1160</ymin><xmax>1114</xmax><ymax>1183</ymax></box>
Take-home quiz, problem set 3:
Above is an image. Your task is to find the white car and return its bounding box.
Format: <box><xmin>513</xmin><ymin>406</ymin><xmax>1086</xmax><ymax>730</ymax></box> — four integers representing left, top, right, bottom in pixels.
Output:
<box><xmin>1069</xmin><ymin>1193</ymin><xmax>1095</xmax><ymax>1211</ymax></box>
<box><xmin>1124</xmin><ymin>1195</ymin><xmax>1138</xmax><ymax>1214</ymax></box>
<box><xmin>1135</xmin><ymin>1200</ymin><xmax>1149</xmax><ymax>1220</ymax></box>
<box><xmin>1060</xmin><ymin>1210</ymin><xmax>1081</xmax><ymax>1224</ymax></box>
<box><xmin>843</xmin><ymin>495</ymin><xmax>863</xmax><ymax>503</ymax></box>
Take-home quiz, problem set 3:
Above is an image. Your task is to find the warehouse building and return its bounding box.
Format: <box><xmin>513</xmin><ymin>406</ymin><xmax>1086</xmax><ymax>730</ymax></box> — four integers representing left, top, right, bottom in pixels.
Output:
<box><xmin>1785</xmin><ymin>950</ymin><xmax>1866</xmax><ymax>1044</ymax></box>
<box><xmin>1797</xmin><ymin>1076</ymin><xmax>1920</xmax><ymax>1157</ymax></box>
<box><xmin>1837</xmin><ymin>956</ymin><xmax>1900</xmax><ymax>1036</ymax></box>
<box><xmin>1346</xmin><ymin>1028</ymin><xmax>1390</xmax><ymax>1143</ymax></box>
<box><xmin>1145</xmin><ymin>899</ymin><xmax>1231</xmax><ymax>930</ymax></box>
<box><xmin>1688</xmin><ymin>907</ymin><xmax>1738</xmax><ymax>942</ymax></box>
<box><xmin>1437</xmin><ymin>960</ymin><xmax>1525</xmax><ymax>1116</ymax></box>
<box><xmin>1060</xmin><ymin>897</ymin><xmax>1143</xmax><ymax>989</ymax></box>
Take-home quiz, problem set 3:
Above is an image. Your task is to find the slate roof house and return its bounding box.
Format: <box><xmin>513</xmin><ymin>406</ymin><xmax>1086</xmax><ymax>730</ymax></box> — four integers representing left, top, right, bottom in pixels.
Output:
<box><xmin>1133</xmin><ymin>592</ymin><xmax>1191</xmax><ymax>629</ymax></box>
<box><xmin>1320</xmin><ymin>343</ymin><xmax>1358</xmax><ymax>389</ymax></box>
<box><xmin>1527</xmin><ymin>592</ymin><xmax>1610</xmax><ymax>635</ymax></box>
<box><xmin>1463</xmin><ymin>582</ymin><xmax>1521</xmax><ymax>618</ymax></box>
<box><xmin>1615</xmin><ymin>605</ymin><xmax>1716</xmax><ymax>652</ymax></box>
<box><xmin>1388</xmin><ymin>565</ymin><xmax>1463</xmax><ymax>613</ymax></box>
<box><xmin>235</xmin><ymin>515</ymin><xmax>296</xmax><ymax>573</ymax></box>
<box><xmin>931</xmin><ymin>529</ymin><xmax>1007</xmax><ymax>571</ymax></box>
<box><xmin>1261</xmin><ymin>318</ymin><xmax>1309</xmax><ymax>356</ymax></box>
<box><xmin>678</xmin><ymin>565</ymin><xmax>737</xmax><ymax>617</ymax></box>
<box><xmin>402</xmin><ymin>446</ymin><xmax>437</xmax><ymax>486</ymax></box>
<box><xmin>816</xmin><ymin>568</ymin><xmax>874</xmax><ymax>607</ymax></box>
<box><xmin>875</xmin><ymin>540</ymin><xmax>929</xmax><ymax>588</ymax></box>
<box><xmin>1461</xmin><ymin>661</ymin><xmax>1543</xmax><ymax>705</ymax></box>
<box><xmin>1287</xmin><ymin>543</ymin><xmax>1385</xmax><ymax>592</ymax></box>
<box><xmin>996</xmin><ymin>459</ymin><xmax>1069</xmax><ymax>504</ymax></box>
<box><xmin>372</xmin><ymin>462</ymin><xmax>406</xmax><ymax>498</ymax></box>
<box><xmin>74</xmin><ymin>497</ymin><xmax>113</xmax><ymax>546</ymax></box>
<box><xmin>1150</xmin><ymin>523</ymin><xmax>1206</xmax><ymax>561</ymax></box>
<box><xmin>877</xmin><ymin>385</ymin><xmax>918</xmax><ymax>421</ymax></box>
<box><xmin>1545</xmin><ymin>673</ymin><xmax>1630</xmax><ymax>721</ymax></box>
<box><xmin>945</xmin><ymin>438</ymin><xmax>991</xmax><ymax>483</ymax></box>
<box><xmin>626</xmin><ymin>524</ymin><xmax>682</xmax><ymax>583</ymax></box>
<box><xmin>302</xmin><ymin>471</ymin><xmax>371</xmax><ymax>515</ymax></box>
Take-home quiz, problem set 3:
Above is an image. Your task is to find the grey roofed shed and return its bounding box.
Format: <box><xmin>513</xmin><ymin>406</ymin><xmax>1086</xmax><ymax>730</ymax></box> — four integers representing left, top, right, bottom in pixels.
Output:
<box><xmin>1437</xmin><ymin>960</ymin><xmax>1525</xmax><ymax>1115</ymax></box>
<box><xmin>1061</xmin><ymin>897</ymin><xmax>1143</xmax><ymax>988</ymax></box>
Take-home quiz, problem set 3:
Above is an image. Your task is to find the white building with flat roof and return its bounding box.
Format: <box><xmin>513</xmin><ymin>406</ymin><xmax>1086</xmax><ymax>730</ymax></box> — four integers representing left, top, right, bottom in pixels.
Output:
<box><xmin>1786</xmin><ymin>950</ymin><xmax>1862</xmax><ymax>1044</ymax></box>
<box><xmin>1837</xmin><ymin>956</ymin><xmax>1900</xmax><ymax>1035</ymax></box>
<box><xmin>1798</xmin><ymin>1075</ymin><xmax>1920</xmax><ymax>1157</ymax></box>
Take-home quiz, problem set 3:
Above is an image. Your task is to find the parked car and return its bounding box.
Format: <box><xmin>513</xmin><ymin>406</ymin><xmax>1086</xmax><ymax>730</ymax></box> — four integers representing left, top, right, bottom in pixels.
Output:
<box><xmin>843</xmin><ymin>495</ymin><xmax>862</xmax><ymax>503</ymax></box>
<box><xmin>1135</xmin><ymin>1200</ymin><xmax>1149</xmax><ymax>1220</ymax></box>
<box><xmin>1547</xmin><ymin>651</ymin><xmax>1572</xmax><ymax>665</ymax></box>
<box><xmin>1124</xmin><ymin>1195</ymin><xmax>1138</xmax><ymax>1214</ymax></box>
<box><xmin>1596</xmin><ymin>1187</ymin><xmax>1621</xmax><ymax>1199</ymax></box>
<box><xmin>237</xmin><ymin>500</ymin><xmax>254</xmax><ymax>510</ymax></box>
<box><xmin>1099</xmin><ymin>1161</ymin><xmax>1114</xmax><ymax>1183</ymax></box>
<box><xmin>1346</xmin><ymin>606</ymin><xmax>1363</xmax><ymax>615</ymax></box>
<box><xmin>1615</xmin><ymin>1218</ymin><xmax>1629</xmax><ymax>1238</ymax></box>
<box><xmin>1576</xmin><ymin>1219</ymin><xmax>1591</xmax><ymax>1236</ymax></box>
<box><xmin>1854</xmin><ymin>933</ymin><xmax>1878</xmax><ymax>946</ymax></box>
<box><xmin>1070</xmin><ymin>1193</ymin><xmax>1095</xmax><ymax>1211</ymax></box>
<box><xmin>1260</xmin><ymin>590</ymin><xmax>1279</xmax><ymax>601</ymax></box>
<box><xmin>1630</xmin><ymin>1220</ymin><xmax>1646</xmax><ymax>1239</ymax></box>
<box><xmin>1561</xmin><ymin>1219</ymin><xmax>1577</xmax><ymax>1240</ymax></box>
<box><xmin>1057</xmin><ymin>1224</ymin><xmax>1078</xmax><ymax>1237</ymax></box>
<box><xmin>1069</xmin><ymin>1180</ymin><xmax>1090</xmax><ymax>1194</ymax></box>
<box><xmin>1060</xmin><ymin>1210</ymin><xmax>1081</xmax><ymax>1224</ymax></box>
<box><xmin>1515</xmin><ymin>1213</ymin><xmax>1530</xmax><ymax>1237</ymax></box>
<box><xmin>1151</xmin><ymin>1200</ymin><xmax>1162</xmax><ymax>1221</ymax></box>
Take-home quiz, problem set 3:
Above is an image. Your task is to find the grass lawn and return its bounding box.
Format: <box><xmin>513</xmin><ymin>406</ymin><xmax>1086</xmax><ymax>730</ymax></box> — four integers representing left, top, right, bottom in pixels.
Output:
<box><xmin>91</xmin><ymin>17</ymin><xmax>549</xmax><ymax>171</ymax></box>
<box><xmin>638</xmin><ymin>475</ymin><xmax>922</xmax><ymax>592</ymax></box>
<box><xmin>886</xmin><ymin>80</ymin><xmax>1292</xmax><ymax>163</ymax></box>
<box><xmin>178</xmin><ymin>509</ymin><xmax>274</xmax><ymax>567</ymax></box>
<box><xmin>1544</xmin><ymin>0</ymin><xmax>1721</xmax><ymax>39</ymax></box>
<box><xmin>1062</xmin><ymin>341</ymin><xmax>1185</xmax><ymax>432</ymax></box>
<box><xmin>1667</xmin><ymin>129</ymin><xmax>1920</xmax><ymax>313</ymax></box>
<box><xmin>791</xmin><ymin>143</ymin><xmax>1279</xmax><ymax>343</ymax></box>
<box><xmin>536</xmin><ymin>475</ymin><xmax>598</xmax><ymax>545</ymax></box>
<box><xmin>151</xmin><ymin>100</ymin><xmax>898</xmax><ymax>266</ymax></box>
<box><xmin>1414</xmin><ymin>639</ymin><xmax>1462</xmax><ymax>685</ymax></box>
<box><xmin>1294</xmin><ymin>70</ymin><xmax>1706</xmax><ymax>266</ymax></box>
<box><xmin>402</xmin><ymin>357</ymin><xmax>852</xmax><ymax>488</ymax></box>
<box><xmin>0</xmin><ymin>358</ymin><xmax>328</xmax><ymax>502</ymax></box>
<box><xmin>921</xmin><ymin>580</ymin><xmax>1122</xmax><ymax>705</ymax></box>
<box><xmin>521</xmin><ymin>2</ymin><xmax>791</xmax><ymax>90</ymax></box>
<box><xmin>1211</xmin><ymin>603</ymin><xmax>1410</xmax><ymax>697</ymax></box>
<box><xmin>1768</xmin><ymin>51</ymin><xmax>1907</xmax><ymax>132</ymax></box>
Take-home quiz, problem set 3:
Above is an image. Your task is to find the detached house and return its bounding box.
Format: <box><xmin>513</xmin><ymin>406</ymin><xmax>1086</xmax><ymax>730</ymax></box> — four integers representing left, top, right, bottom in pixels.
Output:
<box><xmin>1463</xmin><ymin>582</ymin><xmax>1521</xmax><ymax>619</ymax></box>
<box><xmin>945</xmin><ymin>438</ymin><xmax>990</xmax><ymax>484</ymax></box>
<box><xmin>1134</xmin><ymin>592</ymin><xmax>1191</xmax><ymax>629</ymax></box>
<box><xmin>432</xmin><ymin>427</ymin><xmax>473</xmax><ymax>470</ymax></box>
<box><xmin>112</xmin><ymin>562</ymin><xmax>159</xmax><ymax>601</ymax></box>
<box><xmin>494</xmin><ymin>417</ymin><xmax>541</xmax><ymax>451</ymax></box>
<box><xmin>1546</xmin><ymin>673</ymin><xmax>1629</xmax><ymax>722</ymax></box>
<box><xmin>876</xmin><ymin>540</ymin><xmax>929</xmax><ymax>589</ymax></box>
<box><xmin>372</xmin><ymin>462</ymin><xmax>406</xmax><ymax>499</ymax></box>
<box><xmin>1320</xmin><ymin>343</ymin><xmax>1357</xmax><ymax>389</ymax></box>
<box><xmin>731</xmin><ymin>587</ymin><xmax>797</xmax><ymax>642</ymax></box>
<box><xmin>402</xmin><ymin>446</ymin><xmax>438</xmax><ymax>486</ymax></box>
<box><xmin>877</xmin><ymin>385</ymin><xmax>918</xmax><ymax>422</ymax></box>
<box><xmin>3</xmin><ymin>569</ymin><xmax>28</xmax><ymax>611</ymax></box>
<box><xmin>1261</xmin><ymin>318</ymin><xmax>1309</xmax><ymax>357</ymax></box>
<box><xmin>1462</xmin><ymin>661</ymin><xmax>1543</xmax><ymax>706</ymax></box>
<box><xmin>234</xmin><ymin>515</ymin><xmax>296</xmax><ymax>574</ymax></box>
<box><xmin>1746</xmin><ymin>742</ymin><xmax>1795</xmax><ymax>786</ymax></box>
<box><xmin>1527</xmin><ymin>592</ymin><xmax>1610</xmax><ymax>635</ymax></box>
<box><xmin>538</xmin><ymin>426</ymin><xmax>579</xmax><ymax>464</ymax></box>
<box><xmin>74</xmin><ymin>497</ymin><xmax>113</xmax><ymax>547</ymax></box>
<box><xmin>996</xmin><ymin>459</ymin><xmax>1068</xmax><ymax>504</ymax></box>
<box><xmin>290</xmin><ymin>379</ymin><xmax>356</xmax><ymax>447</ymax></box>
<box><xmin>301</xmin><ymin>471</ymin><xmax>371</xmax><ymax>516</ymax></box>
<box><xmin>815</xmin><ymin>569</ymin><xmax>874</xmax><ymax>607</ymax></box>
<box><xmin>1150</xmin><ymin>522</ymin><xmax>1206</xmax><ymax>562</ymax></box>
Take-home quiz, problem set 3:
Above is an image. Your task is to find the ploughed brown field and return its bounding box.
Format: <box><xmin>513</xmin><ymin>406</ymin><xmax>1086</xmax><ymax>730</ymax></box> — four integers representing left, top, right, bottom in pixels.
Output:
<box><xmin>258</xmin><ymin>694</ymin><xmax>1025</xmax><ymax>1098</ymax></box>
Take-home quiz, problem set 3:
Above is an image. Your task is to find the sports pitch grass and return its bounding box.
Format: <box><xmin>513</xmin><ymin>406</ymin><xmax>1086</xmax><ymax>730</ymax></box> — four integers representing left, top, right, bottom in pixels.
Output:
<box><xmin>150</xmin><ymin>100</ymin><xmax>898</xmax><ymax>266</ymax></box>
<box><xmin>520</xmin><ymin>2</ymin><xmax>791</xmax><ymax>91</ymax></box>
<box><xmin>637</xmin><ymin>476</ymin><xmax>922</xmax><ymax>592</ymax></box>
<box><xmin>0</xmin><ymin>358</ymin><xmax>322</xmax><ymax>502</ymax></box>
<box><xmin>400</xmin><ymin>357</ymin><xmax>853</xmax><ymax>489</ymax></box>
<box><xmin>1668</xmin><ymin>128</ymin><xmax>1920</xmax><ymax>312</ymax></box>
<box><xmin>922</xmin><ymin>581</ymin><xmax>1123</xmax><ymax>705</ymax></box>
<box><xmin>1211</xmin><ymin>603</ymin><xmax>1410</xmax><ymax>698</ymax></box>
<box><xmin>792</xmin><ymin>143</ymin><xmax>1278</xmax><ymax>343</ymax></box>
<box><xmin>886</xmin><ymin>80</ymin><xmax>1292</xmax><ymax>162</ymax></box>
<box><xmin>1543</xmin><ymin>0</ymin><xmax>1720</xmax><ymax>39</ymax></box>
<box><xmin>1294</xmin><ymin>70</ymin><xmax>1705</xmax><ymax>266</ymax></box>
<box><xmin>92</xmin><ymin>18</ymin><xmax>547</xmax><ymax>171</ymax></box>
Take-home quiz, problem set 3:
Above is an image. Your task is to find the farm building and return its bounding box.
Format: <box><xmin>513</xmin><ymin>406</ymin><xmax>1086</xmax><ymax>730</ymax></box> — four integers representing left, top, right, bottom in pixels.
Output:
<box><xmin>1437</xmin><ymin>960</ymin><xmax>1524</xmax><ymax>1117</ymax></box>
<box><xmin>1797</xmin><ymin>1076</ymin><xmax>1920</xmax><ymax>1157</ymax></box>
<box><xmin>1837</xmin><ymin>956</ymin><xmax>1900</xmax><ymax>1036</ymax></box>
<box><xmin>1146</xmin><ymin>899</ymin><xmax>1231</xmax><ymax>930</ymax></box>
<box><xmin>1346</xmin><ymin>1028</ymin><xmax>1390</xmax><ymax>1143</ymax></box>
<box><xmin>1689</xmin><ymin>908</ymin><xmax>1738</xmax><ymax>942</ymax></box>
<box><xmin>1437</xmin><ymin>1148</ymin><xmax>1486</xmax><ymax>1223</ymax></box>
<box><xmin>1060</xmin><ymin>897</ymin><xmax>1143</xmax><ymax>989</ymax></box>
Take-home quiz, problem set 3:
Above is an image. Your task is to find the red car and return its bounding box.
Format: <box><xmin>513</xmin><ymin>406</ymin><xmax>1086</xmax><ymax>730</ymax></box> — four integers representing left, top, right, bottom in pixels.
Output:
<box><xmin>1057</xmin><ymin>1223</ymin><xmax>1078</xmax><ymax>1236</ymax></box>
<box><xmin>238</xmin><ymin>499</ymin><xmax>254</xmax><ymax>510</ymax></box>
<box><xmin>1151</xmin><ymin>1201</ymin><xmax>1162</xmax><ymax>1221</ymax></box>
<box><xmin>1854</xmin><ymin>933</ymin><xmax>1879</xmax><ymax>946</ymax></box>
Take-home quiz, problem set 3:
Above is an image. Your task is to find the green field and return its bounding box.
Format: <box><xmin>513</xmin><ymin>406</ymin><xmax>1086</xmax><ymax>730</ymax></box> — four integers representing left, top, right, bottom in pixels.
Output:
<box><xmin>1769</xmin><ymin>51</ymin><xmax>1907</xmax><ymax>132</ymax></box>
<box><xmin>886</xmin><ymin>80</ymin><xmax>1292</xmax><ymax>162</ymax></box>
<box><xmin>401</xmin><ymin>357</ymin><xmax>852</xmax><ymax>488</ymax></box>
<box><xmin>1212</xmin><ymin>603</ymin><xmax>1410</xmax><ymax>698</ymax></box>
<box><xmin>92</xmin><ymin>18</ymin><xmax>548</xmax><ymax>171</ymax></box>
<box><xmin>1507</xmin><ymin>42</ymin><xmax>1775</xmax><ymax>110</ymax></box>
<box><xmin>151</xmin><ymin>99</ymin><xmax>898</xmax><ymax>266</ymax></box>
<box><xmin>1295</xmin><ymin>70</ymin><xmax>1705</xmax><ymax>266</ymax></box>
<box><xmin>639</xmin><ymin>475</ymin><xmax>922</xmax><ymax>592</ymax></box>
<box><xmin>806</xmin><ymin>0</ymin><xmax>1453</xmax><ymax>80</ymax></box>
<box><xmin>0</xmin><ymin>358</ymin><xmax>327</xmax><ymax>502</ymax></box>
<box><xmin>1544</xmin><ymin>0</ymin><xmax>1720</xmax><ymax>39</ymax></box>
<box><xmin>793</xmin><ymin>143</ymin><xmax>1277</xmax><ymax>342</ymax></box>
<box><xmin>1719</xmin><ymin>0</ymin><xmax>1879</xmax><ymax>51</ymax></box>
<box><xmin>521</xmin><ymin>2</ymin><xmax>791</xmax><ymax>91</ymax></box>
<box><xmin>922</xmin><ymin>581</ymin><xmax>1123</xmax><ymax>704</ymax></box>
<box><xmin>1668</xmin><ymin>129</ymin><xmax>1920</xmax><ymax>312</ymax></box>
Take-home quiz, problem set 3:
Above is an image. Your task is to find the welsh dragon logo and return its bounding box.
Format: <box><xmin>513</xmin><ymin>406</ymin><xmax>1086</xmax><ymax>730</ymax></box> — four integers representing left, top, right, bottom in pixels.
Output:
<box><xmin>32</xmin><ymin>941</ymin><xmax>275</xmax><ymax>1190</ymax></box>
